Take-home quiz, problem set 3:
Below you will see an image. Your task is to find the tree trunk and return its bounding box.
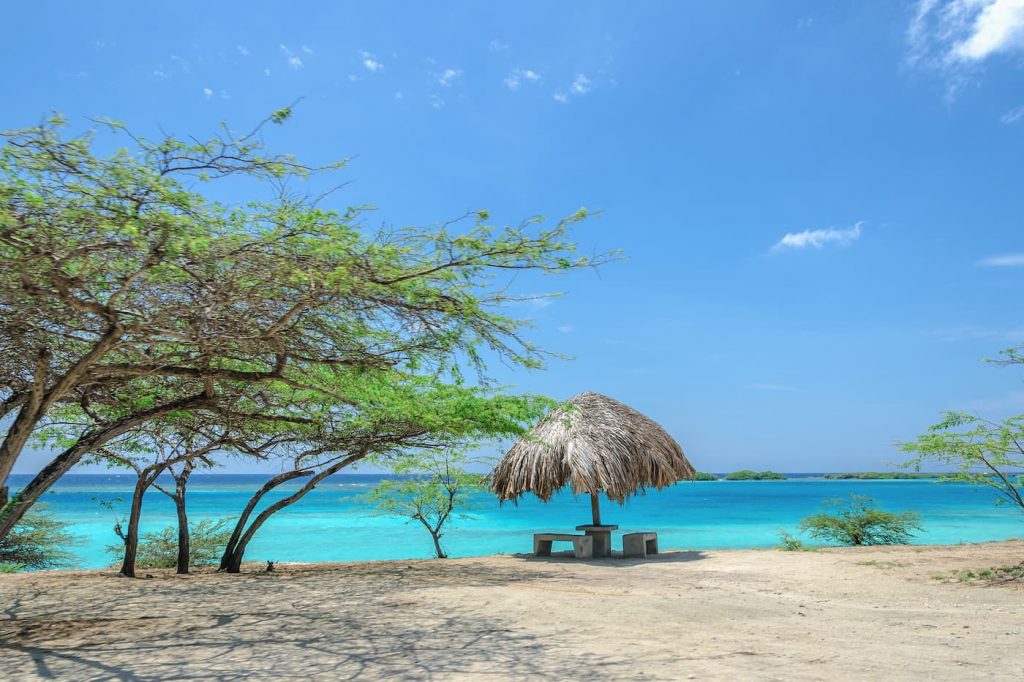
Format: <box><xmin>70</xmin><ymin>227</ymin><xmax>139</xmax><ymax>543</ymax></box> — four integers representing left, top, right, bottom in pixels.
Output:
<box><xmin>219</xmin><ymin>469</ymin><xmax>313</xmax><ymax>571</ymax></box>
<box><xmin>120</xmin><ymin>468</ymin><xmax>160</xmax><ymax>578</ymax></box>
<box><xmin>0</xmin><ymin>330</ymin><xmax>121</xmax><ymax>506</ymax></box>
<box><xmin>0</xmin><ymin>392</ymin><xmax>212</xmax><ymax>541</ymax></box>
<box><xmin>430</xmin><ymin>532</ymin><xmax>447</xmax><ymax>559</ymax></box>
<box><xmin>224</xmin><ymin>453</ymin><xmax>364</xmax><ymax>573</ymax></box>
<box><xmin>174</xmin><ymin>462</ymin><xmax>193</xmax><ymax>574</ymax></box>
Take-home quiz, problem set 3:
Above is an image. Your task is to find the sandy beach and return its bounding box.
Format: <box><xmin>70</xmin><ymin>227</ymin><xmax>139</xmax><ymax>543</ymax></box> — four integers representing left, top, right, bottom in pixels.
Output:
<box><xmin>0</xmin><ymin>541</ymin><xmax>1021</xmax><ymax>680</ymax></box>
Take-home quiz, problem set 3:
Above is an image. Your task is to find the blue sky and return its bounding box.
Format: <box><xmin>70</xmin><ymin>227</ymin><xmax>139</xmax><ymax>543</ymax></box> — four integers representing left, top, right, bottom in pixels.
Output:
<box><xmin>6</xmin><ymin>1</ymin><xmax>1024</xmax><ymax>473</ymax></box>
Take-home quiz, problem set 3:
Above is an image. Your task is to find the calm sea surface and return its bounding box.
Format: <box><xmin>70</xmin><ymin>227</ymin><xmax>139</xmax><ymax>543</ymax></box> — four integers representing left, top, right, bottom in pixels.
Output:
<box><xmin>9</xmin><ymin>474</ymin><xmax>1023</xmax><ymax>569</ymax></box>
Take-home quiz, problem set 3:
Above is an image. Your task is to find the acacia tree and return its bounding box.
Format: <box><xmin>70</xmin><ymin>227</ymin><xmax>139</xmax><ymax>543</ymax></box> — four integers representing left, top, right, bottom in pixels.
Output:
<box><xmin>363</xmin><ymin>450</ymin><xmax>485</xmax><ymax>559</ymax></box>
<box><xmin>217</xmin><ymin>374</ymin><xmax>551</xmax><ymax>573</ymax></box>
<box><xmin>0</xmin><ymin>112</ymin><xmax>609</xmax><ymax>540</ymax></box>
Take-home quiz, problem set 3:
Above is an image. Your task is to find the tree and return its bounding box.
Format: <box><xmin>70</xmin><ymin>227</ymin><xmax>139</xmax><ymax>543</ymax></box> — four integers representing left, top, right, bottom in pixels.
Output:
<box><xmin>0</xmin><ymin>111</ymin><xmax>611</xmax><ymax>540</ymax></box>
<box><xmin>0</xmin><ymin>504</ymin><xmax>79</xmax><ymax>570</ymax></box>
<box><xmin>799</xmin><ymin>495</ymin><xmax>922</xmax><ymax>546</ymax></box>
<box><xmin>217</xmin><ymin>375</ymin><xmax>552</xmax><ymax>572</ymax></box>
<box><xmin>901</xmin><ymin>411</ymin><xmax>1024</xmax><ymax>513</ymax></box>
<box><xmin>363</xmin><ymin>451</ymin><xmax>485</xmax><ymax>559</ymax></box>
<box><xmin>92</xmin><ymin>417</ymin><xmax>237</xmax><ymax>577</ymax></box>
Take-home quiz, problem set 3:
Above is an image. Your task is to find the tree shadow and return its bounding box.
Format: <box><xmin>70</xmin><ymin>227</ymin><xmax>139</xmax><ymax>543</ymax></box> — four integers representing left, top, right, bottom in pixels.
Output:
<box><xmin>0</xmin><ymin>558</ymin><xmax>634</xmax><ymax>680</ymax></box>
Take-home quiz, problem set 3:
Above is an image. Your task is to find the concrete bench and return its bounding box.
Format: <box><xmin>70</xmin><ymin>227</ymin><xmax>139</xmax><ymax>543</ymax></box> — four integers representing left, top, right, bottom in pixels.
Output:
<box><xmin>533</xmin><ymin>533</ymin><xmax>594</xmax><ymax>559</ymax></box>
<box><xmin>622</xmin><ymin>532</ymin><xmax>659</xmax><ymax>558</ymax></box>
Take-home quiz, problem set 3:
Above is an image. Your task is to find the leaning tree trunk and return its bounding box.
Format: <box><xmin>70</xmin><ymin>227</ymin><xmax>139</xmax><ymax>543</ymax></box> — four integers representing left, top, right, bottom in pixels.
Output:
<box><xmin>120</xmin><ymin>468</ymin><xmax>159</xmax><ymax>578</ymax></box>
<box><xmin>0</xmin><ymin>392</ymin><xmax>212</xmax><ymax>542</ymax></box>
<box><xmin>219</xmin><ymin>469</ymin><xmax>313</xmax><ymax>572</ymax></box>
<box><xmin>223</xmin><ymin>454</ymin><xmax>364</xmax><ymax>573</ymax></box>
<box><xmin>174</xmin><ymin>462</ymin><xmax>194</xmax><ymax>574</ymax></box>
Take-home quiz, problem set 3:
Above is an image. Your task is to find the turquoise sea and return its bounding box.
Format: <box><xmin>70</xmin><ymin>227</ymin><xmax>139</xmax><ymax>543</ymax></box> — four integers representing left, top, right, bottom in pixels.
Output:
<box><xmin>10</xmin><ymin>474</ymin><xmax>1023</xmax><ymax>569</ymax></box>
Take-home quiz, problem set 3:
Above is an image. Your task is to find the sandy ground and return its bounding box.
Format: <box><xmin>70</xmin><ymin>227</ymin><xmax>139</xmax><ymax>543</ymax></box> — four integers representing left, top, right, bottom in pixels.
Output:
<box><xmin>0</xmin><ymin>542</ymin><xmax>1022</xmax><ymax>681</ymax></box>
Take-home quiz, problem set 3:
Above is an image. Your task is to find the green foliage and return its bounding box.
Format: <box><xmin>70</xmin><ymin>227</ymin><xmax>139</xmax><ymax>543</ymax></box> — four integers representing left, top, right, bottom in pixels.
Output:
<box><xmin>777</xmin><ymin>531</ymin><xmax>811</xmax><ymax>551</ymax></box>
<box><xmin>724</xmin><ymin>470</ymin><xmax>786</xmax><ymax>481</ymax></box>
<box><xmin>799</xmin><ymin>495</ymin><xmax>922</xmax><ymax>546</ymax></box>
<box><xmin>900</xmin><ymin>411</ymin><xmax>1024</xmax><ymax>512</ymax></box>
<box><xmin>106</xmin><ymin>518</ymin><xmax>232</xmax><ymax>569</ymax></box>
<box><xmin>823</xmin><ymin>472</ymin><xmax>956</xmax><ymax>480</ymax></box>
<box><xmin>692</xmin><ymin>472</ymin><xmax>718</xmax><ymax>481</ymax></box>
<box><xmin>362</xmin><ymin>452</ymin><xmax>485</xmax><ymax>558</ymax></box>
<box><xmin>0</xmin><ymin>505</ymin><xmax>79</xmax><ymax>570</ymax></box>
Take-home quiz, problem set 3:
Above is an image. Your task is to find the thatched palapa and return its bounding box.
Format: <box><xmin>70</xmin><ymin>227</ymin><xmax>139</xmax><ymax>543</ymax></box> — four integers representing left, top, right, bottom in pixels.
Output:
<box><xmin>491</xmin><ymin>391</ymin><xmax>694</xmax><ymax>508</ymax></box>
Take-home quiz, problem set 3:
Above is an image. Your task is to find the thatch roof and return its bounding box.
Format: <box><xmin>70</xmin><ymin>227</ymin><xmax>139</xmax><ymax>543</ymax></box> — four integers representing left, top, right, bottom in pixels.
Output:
<box><xmin>491</xmin><ymin>391</ymin><xmax>694</xmax><ymax>503</ymax></box>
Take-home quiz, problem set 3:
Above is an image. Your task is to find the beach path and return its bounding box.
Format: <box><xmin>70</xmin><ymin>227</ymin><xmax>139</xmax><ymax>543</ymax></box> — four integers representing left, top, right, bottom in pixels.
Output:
<box><xmin>1</xmin><ymin>541</ymin><xmax>1022</xmax><ymax>680</ymax></box>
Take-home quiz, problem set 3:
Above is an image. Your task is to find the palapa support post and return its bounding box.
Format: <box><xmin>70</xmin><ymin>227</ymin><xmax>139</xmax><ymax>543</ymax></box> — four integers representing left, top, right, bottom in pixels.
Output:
<box><xmin>590</xmin><ymin>492</ymin><xmax>601</xmax><ymax>526</ymax></box>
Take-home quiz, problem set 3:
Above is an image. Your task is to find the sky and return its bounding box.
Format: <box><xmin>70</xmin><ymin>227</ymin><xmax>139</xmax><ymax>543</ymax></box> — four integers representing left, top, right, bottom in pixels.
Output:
<box><xmin>5</xmin><ymin>0</ymin><xmax>1024</xmax><ymax>474</ymax></box>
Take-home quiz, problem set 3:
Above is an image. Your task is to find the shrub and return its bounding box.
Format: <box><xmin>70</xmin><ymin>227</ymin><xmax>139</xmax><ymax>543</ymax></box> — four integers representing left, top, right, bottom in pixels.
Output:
<box><xmin>799</xmin><ymin>495</ymin><xmax>921</xmax><ymax>546</ymax></box>
<box><xmin>777</xmin><ymin>531</ymin><xmax>810</xmax><ymax>551</ymax></box>
<box><xmin>0</xmin><ymin>505</ymin><xmax>79</xmax><ymax>571</ymax></box>
<box><xmin>107</xmin><ymin>518</ymin><xmax>232</xmax><ymax>569</ymax></box>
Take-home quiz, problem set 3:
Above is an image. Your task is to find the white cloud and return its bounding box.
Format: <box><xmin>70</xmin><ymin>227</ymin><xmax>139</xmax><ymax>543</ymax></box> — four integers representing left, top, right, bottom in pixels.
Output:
<box><xmin>745</xmin><ymin>383</ymin><xmax>802</xmax><ymax>392</ymax></box>
<box><xmin>237</xmin><ymin>45</ymin><xmax>250</xmax><ymax>57</ymax></box>
<box><xmin>430</xmin><ymin>94</ymin><xmax>445</xmax><ymax>109</ymax></box>
<box><xmin>489</xmin><ymin>39</ymin><xmax>509</xmax><ymax>52</ymax></box>
<box><xmin>908</xmin><ymin>1</ymin><xmax>1024</xmax><ymax>97</ymax></box>
<box><xmin>557</xmin><ymin>325</ymin><xmax>573</xmax><ymax>334</ymax></box>
<box><xmin>1001</xmin><ymin>105</ymin><xmax>1024</xmax><ymax>123</ymax></box>
<box><xmin>393</xmin><ymin>91</ymin><xmax>404</xmax><ymax>101</ymax></box>
<box><xmin>361</xmin><ymin>51</ymin><xmax>383</xmax><ymax>72</ymax></box>
<box><xmin>772</xmin><ymin>222</ymin><xmax>863</xmax><ymax>252</ymax></box>
<box><xmin>553</xmin><ymin>92</ymin><xmax>569</xmax><ymax>104</ymax></box>
<box><xmin>302</xmin><ymin>45</ymin><xmax>314</xmax><ymax>56</ymax></box>
<box><xmin>153</xmin><ymin>69</ymin><xmax>168</xmax><ymax>78</ymax></box>
<box><xmin>280</xmin><ymin>44</ymin><xmax>303</xmax><ymax>69</ymax></box>
<box><xmin>977</xmin><ymin>252</ymin><xmax>1024</xmax><ymax>266</ymax></box>
<box><xmin>203</xmin><ymin>87</ymin><xmax>213</xmax><ymax>99</ymax></box>
<box><xmin>504</xmin><ymin>68</ymin><xmax>541</xmax><ymax>91</ymax></box>
<box><xmin>437</xmin><ymin>68</ymin><xmax>461</xmax><ymax>87</ymax></box>
<box><xmin>570</xmin><ymin>73</ymin><xmax>591</xmax><ymax>94</ymax></box>
<box><xmin>264</xmin><ymin>67</ymin><xmax>272</xmax><ymax>77</ymax></box>
<box><xmin>796</xmin><ymin>16</ymin><xmax>814</xmax><ymax>30</ymax></box>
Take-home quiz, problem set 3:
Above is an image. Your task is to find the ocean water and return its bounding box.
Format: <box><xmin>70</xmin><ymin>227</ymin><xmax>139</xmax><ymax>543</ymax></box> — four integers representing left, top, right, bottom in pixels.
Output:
<box><xmin>9</xmin><ymin>474</ymin><xmax>1023</xmax><ymax>569</ymax></box>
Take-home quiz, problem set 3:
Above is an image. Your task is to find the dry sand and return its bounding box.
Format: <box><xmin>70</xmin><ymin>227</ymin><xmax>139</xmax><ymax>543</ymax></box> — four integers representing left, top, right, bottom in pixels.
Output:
<box><xmin>1</xmin><ymin>541</ymin><xmax>1022</xmax><ymax>681</ymax></box>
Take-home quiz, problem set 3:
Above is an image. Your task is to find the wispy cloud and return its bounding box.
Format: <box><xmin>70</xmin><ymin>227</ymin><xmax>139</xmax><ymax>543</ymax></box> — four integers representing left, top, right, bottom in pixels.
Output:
<box><xmin>1001</xmin><ymin>105</ymin><xmax>1024</xmax><ymax>123</ymax></box>
<box><xmin>977</xmin><ymin>252</ymin><xmax>1024</xmax><ymax>266</ymax></box>
<box><xmin>203</xmin><ymin>87</ymin><xmax>213</xmax><ymax>99</ymax></box>
<box><xmin>279</xmin><ymin>44</ymin><xmax>303</xmax><ymax>69</ymax></box>
<box><xmin>489</xmin><ymin>39</ymin><xmax>509</xmax><ymax>52</ymax></box>
<box><xmin>570</xmin><ymin>73</ymin><xmax>591</xmax><ymax>94</ymax></box>
<box><xmin>796</xmin><ymin>16</ymin><xmax>814</xmax><ymax>30</ymax></box>
<box><xmin>557</xmin><ymin>324</ymin><xmax>573</xmax><ymax>334</ymax></box>
<box><xmin>170</xmin><ymin>55</ymin><xmax>190</xmax><ymax>74</ymax></box>
<box><xmin>772</xmin><ymin>222</ymin><xmax>863</xmax><ymax>252</ymax></box>
<box><xmin>907</xmin><ymin>1</ymin><xmax>1024</xmax><ymax>98</ymax></box>
<box><xmin>745</xmin><ymin>383</ymin><xmax>803</xmax><ymax>392</ymax></box>
<box><xmin>153</xmin><ymin>69</ymin><xmax>169</xmax><ymax>78</ymax></box>
<box><xmin>504</xmin><ymin>68</ymin><xmax>541</xmax><ymax>91</ymax></box>
<box><xmin>437</xmin><ymin>68</ymin><xmax>461</xmax><ymax>87</ymax></box>
<box><xmin>302</xmin><ymin>45</ymin><xmax>313</xmax><ymax>56</ymax></box>
<box><xmin>360</xmin><ymin>51</ymin><xmax>383</xmax><ymax>72</ymax></box>
<box><xmin>553</xmin><ymin>92</ymin><xmax>569</xmax><ymax>104</ymax></box>
<box><xmin>237</xmin><ymin>45</ymin><xmax>250</xmax><ymax>57</ymax></box>
<box><xmin>430</xmin><ymin>94</ymin><xmax>445</xmax><ymax>109</ymax></box>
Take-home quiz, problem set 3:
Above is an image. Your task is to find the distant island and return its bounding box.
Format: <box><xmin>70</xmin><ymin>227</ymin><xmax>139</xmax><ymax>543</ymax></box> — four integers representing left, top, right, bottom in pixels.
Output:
<box><xmin>823</xmin><ymin>472</ymin><xmax>957</xmax><ymax>480</ymax></box>
<box><xmin>723</xmin><ymin>470</ymin><xmax>787</xmax><ymax>481</ymax></box>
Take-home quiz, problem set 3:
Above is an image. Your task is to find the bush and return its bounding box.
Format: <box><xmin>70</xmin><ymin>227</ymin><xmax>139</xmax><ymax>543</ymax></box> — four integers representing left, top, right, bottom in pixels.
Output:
<box><xmin>0</xmin><ymin>505</ymin><xmax>79</xmax><ymax>571</ymax></box>
<box><xmin>725</xmin><ymin>470</ymin><xmax>786</xmax><ymax>480</ymax></box>
<box><xmin>799</xmin><ymin>495</ymin><xmax>921</xmax><ymax>546</ymax></box>
<box><xmin>777</xmin><ymin>531</ymin><xmax>810</xmax><ymax>551</ymax></box>
<box><xmin>107</xmin><ymin>518</ymin><xmax>232</xmax><ymax>569</ymax></box>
